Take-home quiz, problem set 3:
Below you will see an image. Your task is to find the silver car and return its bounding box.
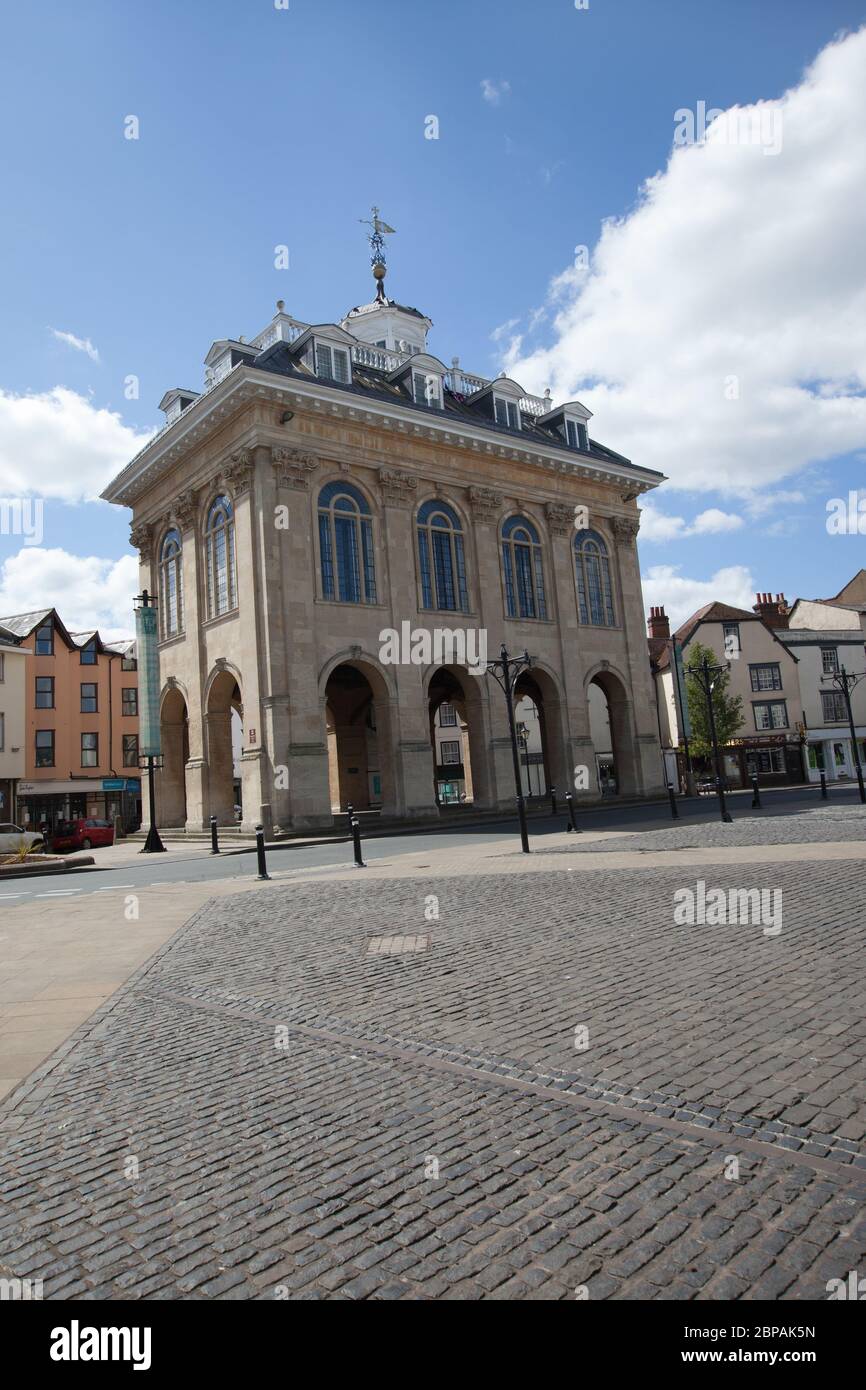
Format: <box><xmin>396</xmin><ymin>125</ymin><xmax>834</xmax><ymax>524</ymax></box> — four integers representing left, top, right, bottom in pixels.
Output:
<box><xmin>0</xmin><ymin>823</ymin><xmax>44</xmax><ymax>855</ymax></box>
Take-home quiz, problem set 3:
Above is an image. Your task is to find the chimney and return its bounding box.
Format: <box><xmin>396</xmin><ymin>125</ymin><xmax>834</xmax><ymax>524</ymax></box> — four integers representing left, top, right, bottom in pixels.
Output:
<box><xmin>753</xmin><ymin>592</ymin><xmax>789</xmax><ymax>629</ymax></box>
<box><xmin>647</xmin><ymin>605</ymin><xmax>671</xmax><ymax>641</ymax></box>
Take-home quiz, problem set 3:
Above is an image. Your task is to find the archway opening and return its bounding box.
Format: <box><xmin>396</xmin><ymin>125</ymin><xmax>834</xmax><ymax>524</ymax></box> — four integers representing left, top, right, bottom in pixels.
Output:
<box><xmin>513</xmin><ymin>676</ymin><xmax>547</xmax><ymax>799</ymax></box>
<box><xmin>325</xmin><ymin>664</ymin><xmax>383</xmax><ymax>813</ymax></box>
<box><xmin>159</xmin><ymin>686</ymin><xmax>189</xmax><ymax>827</ymax></box>
<box><xmin>207</xmin><ymin>671</ymin><xmax>242</xmax><ymax>824</ymax></box>
<box><xmin>428</xmin><ymin>667</ymin><xmax>480</xmax><ymax>807</ymax></box>
<box><xmin>588</xmin><ymin>670</ymin><xmax>637</xmax><ymax>797</ymax></box>
<box><xmin>588</xmin><ymin>680</ymin><xmax>616</xmax><ymax>794</ymax></box>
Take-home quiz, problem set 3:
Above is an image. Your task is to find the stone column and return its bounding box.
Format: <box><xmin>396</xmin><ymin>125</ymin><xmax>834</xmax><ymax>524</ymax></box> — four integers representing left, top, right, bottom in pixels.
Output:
<box><xmin>272</xmin><ymin>447</ymin><xmax>333</xmax><ymax>828</ymax></box>
<box><xmin>173</xmin><ymin>488</ymin><xmax>209</xmax><ymax>830</ymax></box>
<box><xmin>224</xmin><ymin>449</ymin><xmax>272</xmax><ymax>832</ymax></box>
<box><xmin>379</xmin><ymin>468</ymin><xmax>439</xmax><ymax>819</ymax></box>
<box><xmin>546</xmin><ymin>502</ymin><xmax>593</xmax><ymax>797</ymax></box>
<box><xmin>611</xmin><ymin>514</ymin><xmax>665</xmax><ymax>796</ymax></box>
<box><xmin>464</xmin><ymin>485</ymin><xmax>509</xmax><ymax>809</ymax></box>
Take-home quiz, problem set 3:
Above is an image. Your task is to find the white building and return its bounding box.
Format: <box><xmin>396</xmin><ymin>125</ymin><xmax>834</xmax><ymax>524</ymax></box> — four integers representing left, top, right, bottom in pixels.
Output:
<box><xmin>785</xmin><ymin>571</ymin><xmax>866</xmax><ymax>783</ymax></box>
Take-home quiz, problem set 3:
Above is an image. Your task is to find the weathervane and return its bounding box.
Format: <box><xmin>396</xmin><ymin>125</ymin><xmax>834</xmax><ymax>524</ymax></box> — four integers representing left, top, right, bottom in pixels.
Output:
<box><xmin>359</xmin><ymin>205</ymin><xmax>395</xmax><ymax>302</ymax></box>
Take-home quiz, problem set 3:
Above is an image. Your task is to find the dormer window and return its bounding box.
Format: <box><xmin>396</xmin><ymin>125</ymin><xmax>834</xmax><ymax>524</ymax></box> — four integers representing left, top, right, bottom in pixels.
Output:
<box><xmin>315</xmin><ymin>342</ymin><xmax>350</xmax><ymax>383</ymax></box>
<box><xmin>413</xmin><ymin>370</ymin><xmax>442</xmax><ymax>408</ymax></box>
<box><xmin>566</xmin><ymin>419</ymin><xmax>589</xmax><ymax>451</ymax></box>
<box><xmin>494</xmin><ymin>398</ymin><xmax>521</xmax><ymax>430</ymax></box>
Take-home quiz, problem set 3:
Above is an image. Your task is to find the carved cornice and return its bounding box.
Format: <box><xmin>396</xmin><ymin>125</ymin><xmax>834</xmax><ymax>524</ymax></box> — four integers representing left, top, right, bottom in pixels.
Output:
<box><xmin>272</xmin><ymin>446</ymin><xmax>319</xmax><ymax>491</ymax></box>
<box><xmin>545</xmin><ymin>502</ymin><xmax>574</xmax><ymax>537</ymax></box>
<box><xmin>378</xmin><ymin>466</ymin><xmax>418</xmax><ymax>507</ymax></box>
<box><xmin>468</xmin><ymin>485</ymin><xmax>503</xmax><ymax>524</ymax></box>
<box><xmin>611</xmin><ymin>515</ymin><xmax>641</xmax><ymax>545</ymax></box>
<box><xmin>129</xmin><ymin>522</ymin><xmax>153</xmax><ymax>562</ymax></box>
<box><xmin>223</xmin><ymin>449</ymin><xmax>255</xmax><ymax>497</ymax></box>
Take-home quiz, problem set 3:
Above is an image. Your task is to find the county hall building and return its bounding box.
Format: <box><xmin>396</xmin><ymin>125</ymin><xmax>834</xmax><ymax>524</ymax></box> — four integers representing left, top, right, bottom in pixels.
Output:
<box><xmin>103</xmin><ymin>226</ymin><xmax>666</xmax><ymax>833</ymax></box>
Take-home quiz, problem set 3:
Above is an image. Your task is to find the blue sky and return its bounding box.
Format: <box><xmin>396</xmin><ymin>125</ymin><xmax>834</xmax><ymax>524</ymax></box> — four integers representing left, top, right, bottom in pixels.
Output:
<box><xmin>1</xmin><ymin>0</ymin><xmax>864</xmax><ymax>634</ymax></box>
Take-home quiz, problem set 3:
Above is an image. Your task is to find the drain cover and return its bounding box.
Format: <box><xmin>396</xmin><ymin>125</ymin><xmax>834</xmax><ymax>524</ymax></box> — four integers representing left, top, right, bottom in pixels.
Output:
<box><xmin>366</xmin><ymin>934</ymin><xmax>431</xmax><ymax>956</ymax></box>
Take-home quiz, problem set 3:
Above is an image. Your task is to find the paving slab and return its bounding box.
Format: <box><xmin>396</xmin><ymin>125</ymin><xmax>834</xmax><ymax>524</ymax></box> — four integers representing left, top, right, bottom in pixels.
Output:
<box><xmin>0</xmin><ymin>820</ymin><xmax>863</xmax><ymax>1300</ymax></box>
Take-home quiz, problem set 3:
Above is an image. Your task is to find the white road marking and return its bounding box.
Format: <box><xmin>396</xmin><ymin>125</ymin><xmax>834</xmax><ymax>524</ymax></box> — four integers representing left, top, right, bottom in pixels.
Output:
<box><xmin>36</xmin><ymin>889</ymin><xmax>82</xmax><ymax>897</ymax></box>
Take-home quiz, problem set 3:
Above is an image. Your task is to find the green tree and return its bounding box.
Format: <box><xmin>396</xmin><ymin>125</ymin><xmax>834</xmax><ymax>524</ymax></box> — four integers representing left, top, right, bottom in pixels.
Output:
<box><xmin>683</xmin><ymin>640</ymin><xmax>744</xmax><ymax>759</ymax></box>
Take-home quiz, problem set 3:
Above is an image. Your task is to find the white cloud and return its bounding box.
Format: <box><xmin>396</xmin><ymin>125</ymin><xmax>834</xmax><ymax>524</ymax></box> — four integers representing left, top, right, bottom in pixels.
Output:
<box><xmin>0</xmin><ymin>387</ymin><xmax>153</xmax><ymax>502</ymax></box>
<box><xmin>0</xmin><ymin>548</ymin><xmax>139</xmax><ymax>641</ymax></box>
<box><xmin>491</xmin><ymin>317</ymin><xmax>520</xmax><ymax>343</ymax></box>
<box><xmin>505</xmin><ymin>28</ymin><xmax>866</xmax><ymax>500</ymax></box>
<box><xmin>639</xmin><ymin>502</ymin><xmax>743</xmax><ymax>541</ymax></box>
<box><xmin>49</xmin><ymin>327</ymin><xmax>100</xmax><ymax>363</ymax></box>
<box><xmin>641</xmin><ymin>563</ymin><xmax>756</xmax><ymax>629</ymax></box>
<box><xmin>481</xmin><ymin>78</ymin><xmax>511</xmax><ymax>106</ymax></box>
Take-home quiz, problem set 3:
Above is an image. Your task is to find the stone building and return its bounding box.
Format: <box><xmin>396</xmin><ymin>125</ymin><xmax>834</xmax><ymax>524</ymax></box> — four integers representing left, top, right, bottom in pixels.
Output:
<box><xmin>102</xmin><ymin>255</ymin><xmax>666</xmax><ymax>833</ymax></box>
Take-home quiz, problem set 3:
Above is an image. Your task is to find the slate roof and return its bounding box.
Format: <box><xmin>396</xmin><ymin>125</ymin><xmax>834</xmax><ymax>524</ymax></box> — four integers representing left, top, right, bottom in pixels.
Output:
<box><xmin>0</xmin><ymin>612</ymin><xmax>131</xmax><ymax>652</ymax></box>
<box><xmin>651</xmin><ymin>603</ymin><xmax>795</xmax><ymax>671</ymax></box>
<box><xmin>0</xmin><ymin>609</ymin><xmax>55</xmax><ymax>640</ymax></box>
<box><xmin>253</xmin><ymin>340</ymin><xmax>651</xmax><ymax>476</ymax></box>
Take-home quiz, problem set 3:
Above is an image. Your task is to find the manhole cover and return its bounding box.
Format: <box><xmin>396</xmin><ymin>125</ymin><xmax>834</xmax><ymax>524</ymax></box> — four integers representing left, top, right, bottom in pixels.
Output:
<box><xmin>366</xmin><ymin>934</ymin><xmax>431</xmax><ymax>956</ymax></box>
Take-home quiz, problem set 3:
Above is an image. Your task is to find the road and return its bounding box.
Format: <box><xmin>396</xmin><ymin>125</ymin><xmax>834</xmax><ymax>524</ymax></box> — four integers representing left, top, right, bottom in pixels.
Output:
<box><xmin>0</xmin><ymin>782</ymin><xmax>858</xmax><ymax>909</ymax></box>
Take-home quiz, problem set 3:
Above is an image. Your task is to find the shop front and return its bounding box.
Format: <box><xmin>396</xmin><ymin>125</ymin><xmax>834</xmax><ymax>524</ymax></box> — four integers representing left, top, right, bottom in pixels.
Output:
<box><xmin>805</xmin><ymin>730</ymin><xmax>866</xmax><ymax>784</ymax></box>
<box><xmin>17</xmin><ymin>777</ymin><xmax>142</xmax><ymax>836</ymax></box>
<box><xmin>722</xmin><ymin>734</ymin><xmax>806</xmax><ymax>788</ymax></box>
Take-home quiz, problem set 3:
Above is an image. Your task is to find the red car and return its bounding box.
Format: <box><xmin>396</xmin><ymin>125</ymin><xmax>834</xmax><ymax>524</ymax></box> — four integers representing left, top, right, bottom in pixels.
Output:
<box><xmin>51</xmin><ymin>818</ymin><xmax>115</xmax><ymax>852</ymax></box>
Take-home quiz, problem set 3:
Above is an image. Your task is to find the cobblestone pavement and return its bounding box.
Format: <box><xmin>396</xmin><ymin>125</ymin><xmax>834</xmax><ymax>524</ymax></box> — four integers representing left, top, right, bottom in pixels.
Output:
<box><xmin>0</xmin><ymin>849</ymin><xmax>863</xmax><ymax>1300</ymax></box>
<box><xmin>556</xmin><ymin>805</ymin><xmax>866</xmax><ymax>853</ymax></box>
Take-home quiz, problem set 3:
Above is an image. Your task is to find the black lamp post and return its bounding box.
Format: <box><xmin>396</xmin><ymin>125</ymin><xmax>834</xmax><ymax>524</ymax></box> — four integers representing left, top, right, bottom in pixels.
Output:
<box><xmin>484</xmin><ymin>644</ymin><xmax>532</xmax><ymax>853</ymax></box>
<box><xmin>692</xmin><ymin>654</ymin><xmax>733</xmax><ymax>824</ymax></box>
<box><xmin>821</xmin><ymin>664</ymin><xmax>866</xmax><ymax>804</ymax></box>
<box><xmin>134</xmin><ymin>588</ymin><xmax>166</xmax><ymax>854</ymax></box>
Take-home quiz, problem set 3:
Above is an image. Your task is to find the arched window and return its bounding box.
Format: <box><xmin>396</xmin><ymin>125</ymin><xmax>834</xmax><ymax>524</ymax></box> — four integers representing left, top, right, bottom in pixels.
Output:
<box><xmin>317</xmin><ymin>481</ymin><xmax>377</xmax><ymax>604</ymax></box>
<box><xmin>502</xmin><ymin>515</ymin><xmax>547</xmax><ymax>620</ymax></box>
<box><xmin>159</xmin><ymin>528</ymin><xmax>183</xmax><ymax>637</ymax></box>
<box><xmin>574</xmin><ymin>529</ymin><xmax>615</xmax><ymax>626</ymax></box>
<box><xmin>417</xmin><ymin>499</ymin><xmax>469</xmax><ymax>613</ymax></box>
<box><xmin>205</xmin><ymin>495</ymin><xmax>237</xmax><ymax>618</ymax></box>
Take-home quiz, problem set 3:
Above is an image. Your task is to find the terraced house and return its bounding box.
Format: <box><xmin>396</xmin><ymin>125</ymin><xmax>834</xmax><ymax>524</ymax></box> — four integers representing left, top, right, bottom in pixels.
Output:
<box><xmin>0</xmin><ymin>610</ymin><xmax>141</xmax><ymax>832</ymax></box>
<box><xmin>102</xmin><ymin>248</ymin><xmax>666</xmax><ymax>833</ymax></box>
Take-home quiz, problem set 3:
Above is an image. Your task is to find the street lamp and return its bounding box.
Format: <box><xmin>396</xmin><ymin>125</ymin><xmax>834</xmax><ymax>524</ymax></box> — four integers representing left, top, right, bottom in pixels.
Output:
<box><xmin>483</xmin><ymin>644</ymin><xmax>532</xmax><ymax>853</ymax></box>
<box><xmin>691</xmin><ymin>654</ymin><xmax>733</xmax><ymax>824</ymax></box>
<box><xmin>821</xmin><ymin>664</ymin><xmax>866</xmax><ymax>805</ymax></box>
<box><xmin>134</xmin><ymin>588</ymin><xmax>166</xmax><ymax>854</ymax></box>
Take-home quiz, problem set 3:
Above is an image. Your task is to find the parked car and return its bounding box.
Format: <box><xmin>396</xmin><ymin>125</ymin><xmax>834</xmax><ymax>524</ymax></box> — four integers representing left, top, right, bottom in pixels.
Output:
<box><xmin>0</xmin><ymin>823</ymin><xmax>44</xmax><ymax>854</ymax></box>
<box><xmin>51</xmin><ymin>818</ymin><xmax>115</xmax><ymax>853</ymax></box>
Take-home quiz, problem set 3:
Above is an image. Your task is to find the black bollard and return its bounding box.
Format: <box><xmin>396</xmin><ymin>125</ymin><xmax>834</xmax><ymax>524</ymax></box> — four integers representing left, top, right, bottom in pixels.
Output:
<box><xmin>210</xmin><ymin>815</ymin><xmax>220</xmax><ymax>855</ymax></box>
<box><xmin>255</xmin><ymin>824</ymin><xmax>270</xmax><ymax>880</ymax></box>
<box><xmin>751</xmin><ymin>773</ymin><xmax>762</xmax><ymax>810</ymax></box>
<box><xmin>565</xmin><ymin>791</ymin><xmax>581</xmax><ymax>833</ymax></box>
<box><xmin>550</xmin><ymin>785</ymin><xmax>557</xmax><ymax>817</ymax></box>
<box><xmin>820</xmin><ymin>771</ymin><xmax>828</xmax><ymax>801</ymax></box>
<box><xmin>351</xmin><ymin>815</ymin><xmax>366</xmax><ymax>867</ymax></box>
<box><xmin>667</xmin><ymin>782</ymin><xmax>680</xmax><ymax>819</ymax></box>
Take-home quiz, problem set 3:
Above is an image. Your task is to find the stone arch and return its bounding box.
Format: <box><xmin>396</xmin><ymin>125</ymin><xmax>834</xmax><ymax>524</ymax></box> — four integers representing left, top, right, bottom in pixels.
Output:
<box><xmin>514</xmin><ymin>662</ymin><xmax>568</xmax><ymax>800</ymax></box>
<box><xmin>320</xmin><ymin>652</ymin><xmax>399</xmax><ymax>818</ymax></box>
<box><xmin>205</xmin><ymin>664</ymin><xmax>243</xmax><ymax>824</ymax></box>
<box><xmin>159</xmin><ymin>683</ymin><xmax>189</xmax><ymax>827</ymax></box>
<box><xmin>584</xmin><ymin>662</ymin><xmax>638</xmax><ymax>796</ymax></box>
<box><xmin>425</xmin><ymin>663</ymin><xmax>492</xmax><ymax>809</ymax></box>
